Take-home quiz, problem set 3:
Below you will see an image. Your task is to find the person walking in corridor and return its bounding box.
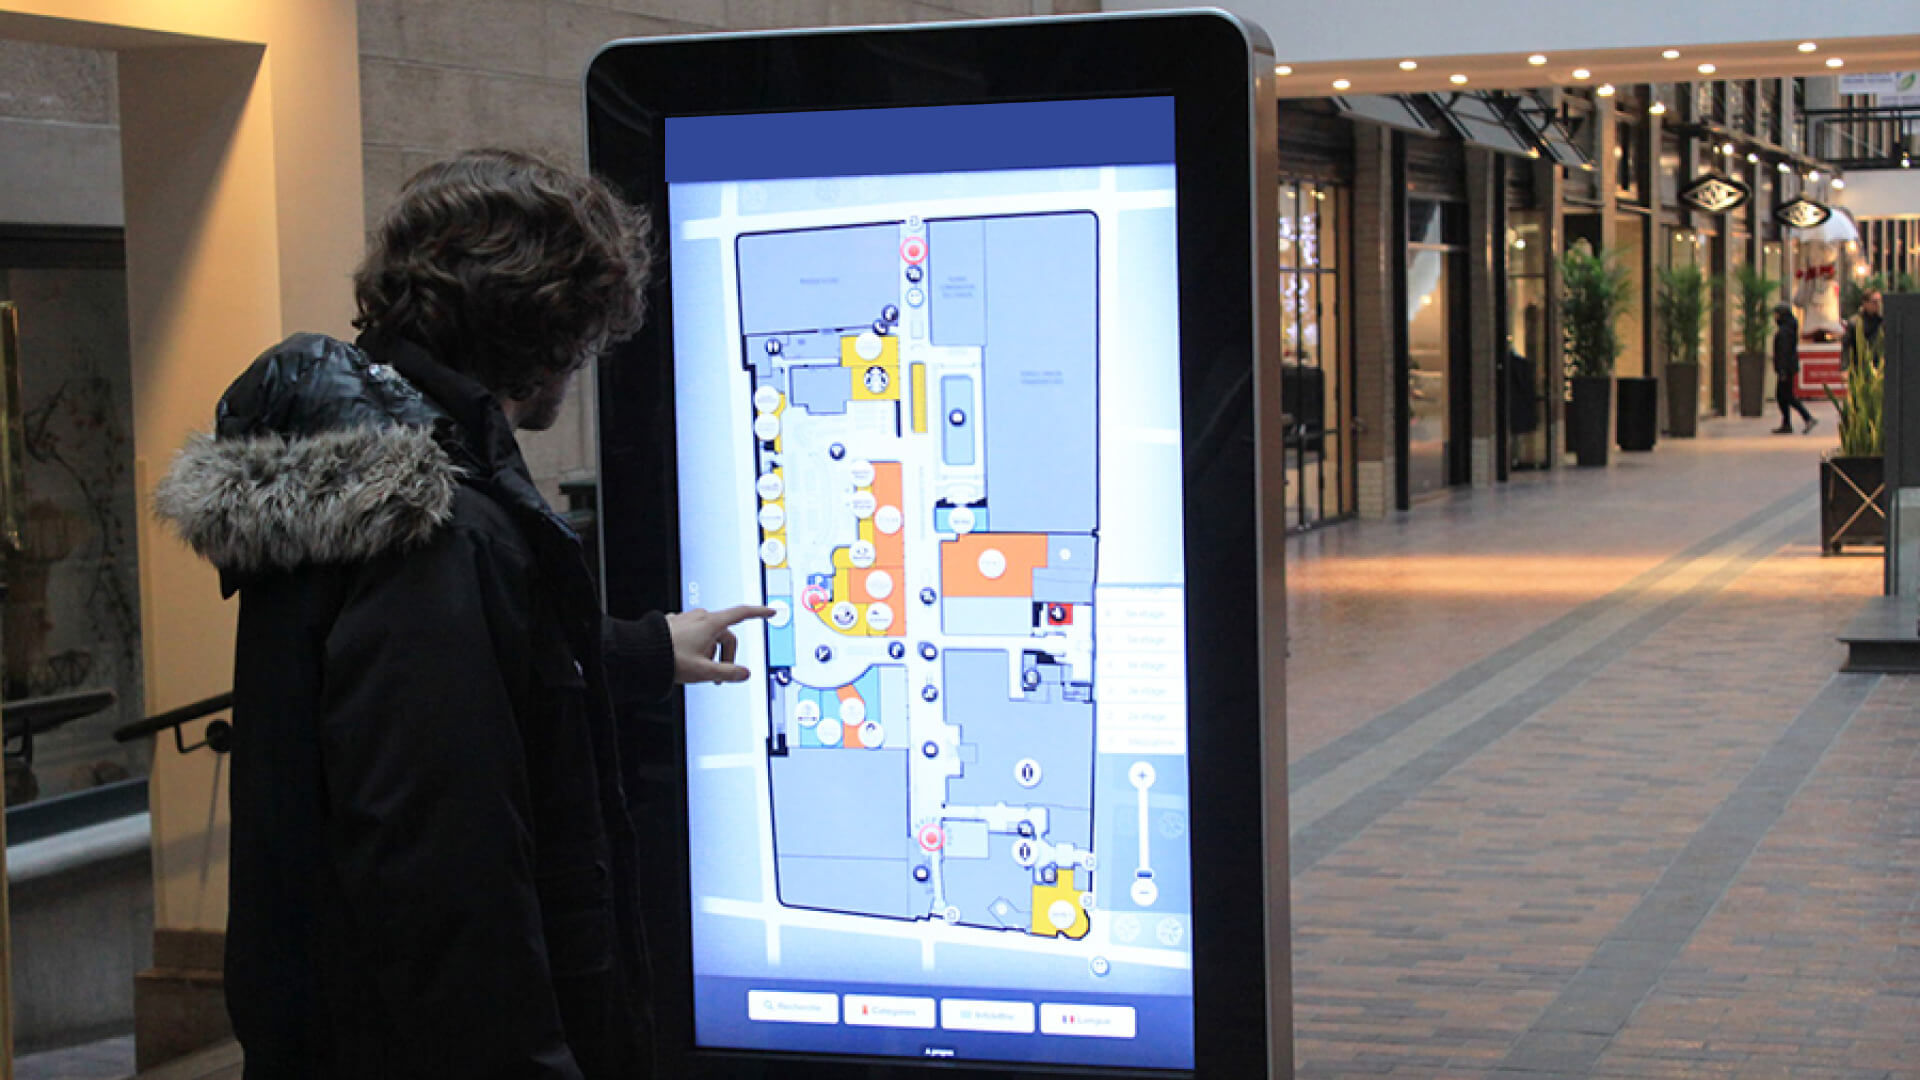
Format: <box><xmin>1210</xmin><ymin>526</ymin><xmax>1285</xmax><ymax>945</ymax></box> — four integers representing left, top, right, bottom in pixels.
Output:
<box><xmin>153</xmin><ymin>149</ymin><xmax>769</xmax><ymax>1079</ymax></box>
<box><xmin>1773</xmin><ymin>303</ymin><xmax>1816</xmax><ymax>435</ymax></box>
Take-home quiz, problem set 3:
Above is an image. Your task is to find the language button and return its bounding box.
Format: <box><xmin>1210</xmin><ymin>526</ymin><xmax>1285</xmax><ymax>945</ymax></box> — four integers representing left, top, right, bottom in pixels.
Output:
<box><xmin>1040</xmin><ymin>1003</ymin><xmax>1137</xmax><ymax>1038</ymax></box>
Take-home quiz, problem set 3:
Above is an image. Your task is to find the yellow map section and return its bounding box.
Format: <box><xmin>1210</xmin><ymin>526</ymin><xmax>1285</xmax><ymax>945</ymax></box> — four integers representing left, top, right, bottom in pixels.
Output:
<box><xmin>1030</xmin><ymin>868</ymin><xmax>1091</xmax><ymax>939</ymax></box>
<box><xmin>842</xmin><ymin>333</ymin><xmax>901</xmax><ymax>401</ymax></box>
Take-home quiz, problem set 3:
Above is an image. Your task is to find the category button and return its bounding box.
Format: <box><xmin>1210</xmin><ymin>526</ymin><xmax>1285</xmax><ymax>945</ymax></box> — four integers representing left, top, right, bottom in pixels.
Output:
<box><xmin>747</xmin><ymin>990</ymin><xmax>839</xmax><ymax>1025</ymax></box>
<box><xmin>1040</xmin><ymin>1003</ymin><xmax>1137</xmax><ymax>1039</ymax></box>
<box><xmin>845</xmin><ymin>994</ymin><xmax>937</xmax><ymax>1029</ymax></box>
<box><xmin>940</xmin><ymin>998</ymin><xmax>1036</xmax><ymax>1034</ymax></box>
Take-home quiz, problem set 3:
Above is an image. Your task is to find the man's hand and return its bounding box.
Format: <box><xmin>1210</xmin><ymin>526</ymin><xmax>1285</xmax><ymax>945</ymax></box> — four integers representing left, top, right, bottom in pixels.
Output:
<box><xmin>667</xmin><ymin>605</ymin><xmax>777</xmax><ymax>685</ymax></box>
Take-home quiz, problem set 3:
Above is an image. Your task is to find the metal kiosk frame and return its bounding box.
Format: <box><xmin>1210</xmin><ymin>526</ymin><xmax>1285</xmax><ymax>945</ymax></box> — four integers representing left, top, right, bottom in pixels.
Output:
<box><xmin>587</xmin><ymin>11</ymin><xmax>1291</xmax><ymax>1077</ymax></box>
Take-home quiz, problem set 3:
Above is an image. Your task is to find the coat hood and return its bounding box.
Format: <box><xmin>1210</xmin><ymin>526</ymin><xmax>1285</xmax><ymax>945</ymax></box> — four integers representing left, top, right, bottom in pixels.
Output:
<box><xmin>153</xmin><ymin>334</ymin><xmax>461</xmax><ymax>577</ymax></box>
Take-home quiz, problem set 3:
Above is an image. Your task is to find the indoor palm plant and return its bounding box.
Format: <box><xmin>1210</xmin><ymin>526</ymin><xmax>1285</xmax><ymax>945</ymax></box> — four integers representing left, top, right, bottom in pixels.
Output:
<box><xmin>1561</xmin><ymin>242</ymin><xmax>1632</xmax><ymax>466</ymax></box>
<box><xmin>1654</xmin><ymin>263</ymin><xmax>1709</xmax><ymax>437</ymax></box>
<box><xmin>1733</xmin><ymin>264</ymin><xmax>1780</xmax><ymax>418</ymax></box>
<box><xmin>1820</xmin><ymin>351</ymin><xmax>1886</xmax><ymax>553</ymax></box>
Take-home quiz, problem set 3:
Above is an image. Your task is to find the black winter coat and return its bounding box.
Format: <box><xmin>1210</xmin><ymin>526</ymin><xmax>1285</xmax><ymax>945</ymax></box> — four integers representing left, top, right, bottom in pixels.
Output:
<box><xmin>154</xmin><ymin>333</ymin><xmax>674</xmax><ymax>1079</ymax></box>
<box><xmin>1773</xmin><ymin>317</ymin><xmax>1801</xmax><ymax>378</ymax></box>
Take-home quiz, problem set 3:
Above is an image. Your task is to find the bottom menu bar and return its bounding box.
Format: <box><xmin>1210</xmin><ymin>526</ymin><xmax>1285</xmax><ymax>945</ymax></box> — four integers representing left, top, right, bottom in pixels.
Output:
<box><xmin>746</xmin><ymin>990</ymin><xmax>1137</xmax><ymax>1039</ymax></box>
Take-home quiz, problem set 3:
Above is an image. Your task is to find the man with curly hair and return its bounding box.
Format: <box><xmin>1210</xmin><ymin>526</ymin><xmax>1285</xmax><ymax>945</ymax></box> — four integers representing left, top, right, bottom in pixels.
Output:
<box><xmin>155</xmin><ymin>149</ymin><xmax>767</xmax><ymax>1078</ymax></box>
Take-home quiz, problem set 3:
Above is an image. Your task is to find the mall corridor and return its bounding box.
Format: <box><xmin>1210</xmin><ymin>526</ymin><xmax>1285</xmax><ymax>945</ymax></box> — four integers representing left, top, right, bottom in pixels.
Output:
<box><xmin>1284</xmin><ymin>407</ymin><xmax>1920</xmax><ymax>1078</ymax></box>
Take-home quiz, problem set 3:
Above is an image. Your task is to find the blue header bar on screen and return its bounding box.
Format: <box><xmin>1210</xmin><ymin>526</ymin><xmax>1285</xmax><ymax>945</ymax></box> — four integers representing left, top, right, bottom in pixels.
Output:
<box><xmin>665</xmin><ymin>97</ymin><xmax>1174</xmax><ymax>183</ymax></box>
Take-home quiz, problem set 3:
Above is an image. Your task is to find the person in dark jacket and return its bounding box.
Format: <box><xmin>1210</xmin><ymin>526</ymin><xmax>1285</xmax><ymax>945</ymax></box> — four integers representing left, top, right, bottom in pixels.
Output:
<box><xmin>153</xmin><ymin>150</ymin><xmax>769</xmax><ymax>1079</ymax></box>
<box><xmin>1771</xmin><ymin>303</ymin><xmax>1816</xmax><ymax>435</ymax></box>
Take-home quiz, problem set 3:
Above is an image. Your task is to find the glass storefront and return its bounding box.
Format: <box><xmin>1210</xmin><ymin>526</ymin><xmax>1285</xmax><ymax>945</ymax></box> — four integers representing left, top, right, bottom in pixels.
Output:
<box><xmin>1613</xmin><ymin>214</ymin><xmax>1649</xmax><ymax>377</ymax></box>
<box><xmin>1407</xmin><ymin>200</ymin><xmax>1464</xmax><ymax>499</ymax></box>
<box><xmin>1278</xmin><ymin>179</ymin><xmax>1350</xmax><ymax>531</ymax></box>
<box><xmin>1507</xmin><ymin>211</ymin><xmax>1552</xmax><ymax>469</ymax></box>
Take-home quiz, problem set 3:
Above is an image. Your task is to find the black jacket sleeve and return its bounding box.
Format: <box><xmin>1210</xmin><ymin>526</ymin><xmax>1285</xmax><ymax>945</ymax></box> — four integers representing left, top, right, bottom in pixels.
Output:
<box><xmin>319</xmin><ymin>525</ymin><xmax>583</xmax><ymax>1080</ymax></box>
<box><xmin>603</xmin><ymin>611</ymin><xmax>676</xmax><ymax>706</ymax></box>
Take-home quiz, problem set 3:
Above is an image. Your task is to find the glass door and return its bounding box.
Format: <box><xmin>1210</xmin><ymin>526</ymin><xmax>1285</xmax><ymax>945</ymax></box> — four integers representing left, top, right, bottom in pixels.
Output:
<box><xmin>1507</xmin><ymin>211</ymin><xmax>1551</xmax><ymax>468</ymax></box>
<box><xmin>1407</xmin><ymin>200</ymin><xmax>1466</xmax><ymax>499</ymax></box>
<box><xmin>1278</xmin><ymin>179</ymin><xmax>1350</xmax><ymax>531</ymax></box>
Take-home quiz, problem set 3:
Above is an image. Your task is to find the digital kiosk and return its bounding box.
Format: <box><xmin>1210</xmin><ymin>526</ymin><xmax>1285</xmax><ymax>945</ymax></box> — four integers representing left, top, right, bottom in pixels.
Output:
<box><xmin>588</xmin><ymin>11</ymin><xmax>1292</xmax><ymax>1077</ymax></box>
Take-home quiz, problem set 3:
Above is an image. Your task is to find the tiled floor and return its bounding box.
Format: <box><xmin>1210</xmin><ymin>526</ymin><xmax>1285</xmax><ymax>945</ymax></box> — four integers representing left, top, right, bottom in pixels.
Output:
<box><xmin>1285</xmin><ymin>407</ymin><xmax>1919</xmax><ymax>1078</ymax></box>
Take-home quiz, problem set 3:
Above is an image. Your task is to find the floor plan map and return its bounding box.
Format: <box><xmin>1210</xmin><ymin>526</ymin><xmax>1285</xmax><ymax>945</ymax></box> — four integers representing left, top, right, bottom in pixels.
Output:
<box><xmin>743</xmin><ymin>214</ymin><xmax>1109</xmax><ymax>939</ymax></box>
<box><xmin>666</xmin><ymin>131</ymin><xmax>1193</xmax><ymax>1066</ymax></box>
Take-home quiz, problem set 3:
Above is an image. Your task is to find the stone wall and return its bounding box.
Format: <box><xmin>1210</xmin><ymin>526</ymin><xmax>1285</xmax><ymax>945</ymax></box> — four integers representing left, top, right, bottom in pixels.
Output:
<box><xmin>0</xmin><ymin>39</ymin><xmax>122</xmax><ymax>226</ymax></box>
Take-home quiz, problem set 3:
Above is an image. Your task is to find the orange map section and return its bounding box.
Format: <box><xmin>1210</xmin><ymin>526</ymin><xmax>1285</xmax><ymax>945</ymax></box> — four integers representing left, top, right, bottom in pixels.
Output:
<box><xmin>941</xmin><ymin>532</ymin><xmax>1049</xmax><ymax>598</ymax></box>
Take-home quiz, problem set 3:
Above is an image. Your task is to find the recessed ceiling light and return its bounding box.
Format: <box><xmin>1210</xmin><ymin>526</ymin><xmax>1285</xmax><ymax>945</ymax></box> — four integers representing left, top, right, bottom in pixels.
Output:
<box><xmin>1832</xmin><ymin>177</ymin><xmax>1846</xmax><ymax>189</ymax></box>
<box><xmin>1332</xmin><ymin>78</ymin><xmax>1351</xmax><ymax>90</ymax></box>
<box><xmin>1597</xmin><ymin>84</ymin><xmax>1616</xmax><ymax>97</ymax></box>
<box><xmin>1399</xmin><ymin>60</ymin><xmax>1419</xmax><ymax>71</ymax></box>
<box><xmin>1572</xmin><ymin>68</ymin><xmax>1592</xmax><ymax>80</ymax></box>
<box><xmin>1779</xmin><ymin>161</ymin><xmax>1792</xmax><ymax>173</ymax></box>
<box><xmin>1662</xmin><ymin>49</ymin><xmax>1681</xmax><ymax>60</ymax></box>
<box><xmin>1275</xmin><ymin>64</ymin><xmax>1293</xmax><ymax>76</ymax></box>
<box><xmin>1450</xmin><ymin>73</ymin><xmax>1469</xmax><ymax>85</ymax></box>
<box><xmin>1826</xmin><ymin>57</ymin><xmax>1845</xmax><ymax>68</ymax></box>
<box><xmin>1723</xmin><ymin>141</ymin><xmax>1736</xmax><ymax>155</ymax></box>
<box><xmin>1808</xmin><ymin>170</ymin><xmax>1821</xmax><ymax>182</ymax></box>
<box><xmin>1528</xmin><ymin>54</ymin><xmax>1549</xmax><ymax>66</ymax></box>
<box><xmin>1798</xmin><ymin>41</ymin><xmax>1818</xmax><ymax>53</ymax></box>
<box><xmin>1649</xmin><ymin>101</ymin><xmax>1668</xmax><ymax>115</ymax></box>
<box><xmin>1747</xmin><ymin>152</ymin><xmax>1760</xmax><ymax>163</ymax></box>
<box><xmin>1697</xmin><ymin>63</ymin><xmax>1717</xmax><ymax>74</ymax></box>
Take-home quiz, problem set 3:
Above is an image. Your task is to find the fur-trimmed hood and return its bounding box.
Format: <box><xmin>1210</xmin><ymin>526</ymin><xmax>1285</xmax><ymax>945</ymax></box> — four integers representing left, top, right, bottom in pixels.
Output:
<box><xmin>154</xmin><ymin>334</ymin><xmax>461</xmax><ymax>577</ymax></box>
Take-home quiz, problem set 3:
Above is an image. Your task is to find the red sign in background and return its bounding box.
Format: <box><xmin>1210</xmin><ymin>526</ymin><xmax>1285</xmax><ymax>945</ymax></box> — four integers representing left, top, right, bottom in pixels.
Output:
<box><xmin>1796</xmin><ymin>340</ymin><xmax>1846</xmax><ymax>399</ymax></box>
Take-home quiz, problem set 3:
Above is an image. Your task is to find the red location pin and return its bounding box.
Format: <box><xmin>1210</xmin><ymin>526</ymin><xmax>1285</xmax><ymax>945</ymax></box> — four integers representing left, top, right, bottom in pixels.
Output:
<box><xmin>901</xmin><ymin>236</ymin><xmax>928</xmax><ymax>265</ymax></box>
<box><xmin>917</xmin><ymin>823</ymin><xmax>945</xmax><ymax>852</ymax></box>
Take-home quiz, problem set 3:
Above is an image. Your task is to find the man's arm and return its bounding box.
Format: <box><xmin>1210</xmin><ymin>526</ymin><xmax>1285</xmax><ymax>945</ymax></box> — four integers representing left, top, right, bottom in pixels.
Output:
<box><xmin>605</xmin><ymin>605</ymin><xmax>776</xmax><ymax>705</ymax></box>
<box><xmin>320</xmin><ymin>529</ymin><xmax>582</xmax><ymax>1080</ymax></box>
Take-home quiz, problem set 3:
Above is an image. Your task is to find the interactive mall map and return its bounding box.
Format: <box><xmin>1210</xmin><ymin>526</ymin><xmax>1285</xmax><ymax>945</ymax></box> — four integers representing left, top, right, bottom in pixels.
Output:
<box><xmin>665</xmin><ymin>110</ymin><xmax>1193</xmax><ymax>1066</ymax></box>
<box><xmin>744</xmin><ymin>213</ymin><xmax>1122</xmax><ymax>938</ymax></box>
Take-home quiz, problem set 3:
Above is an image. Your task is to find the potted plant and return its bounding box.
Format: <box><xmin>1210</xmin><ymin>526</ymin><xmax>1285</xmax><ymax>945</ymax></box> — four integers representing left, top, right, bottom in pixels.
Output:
<box><xmin>1821</xmin><ymin>351</ymin><xmax>1886</xmax><ymax>553</ymax></box>
<box><xmin>1655</xmin><ymin>263</ymin><xmax>1708</xmax><ymax>438</ymax></box>
<box><xmin>1560</xmin><ymin>242</ymin><xmax>1632</xmax><ymax>467</ymax></box>
<box><xmin>1733</xmin><ymin>264</ymin><xmax>1780</xmax><ymax>418</ymax></box>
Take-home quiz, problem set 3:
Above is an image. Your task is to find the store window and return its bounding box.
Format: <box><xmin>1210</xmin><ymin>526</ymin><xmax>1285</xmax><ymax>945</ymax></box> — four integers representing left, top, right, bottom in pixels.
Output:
<box><xmin>1613</xmin><ymin>214</ymin><xmax>1648</xmax><ymax>378</ymax></box>
<box><xmin>1</xmin><ymin>228</ymin><xmax>146</xmax><ymax>809</ymax></box>
<box><xmin>1616</xmin><ymin>117</ymin><xmax>1644</xmax><ymax>204</ymax></box>
<box><xmin>1278</xmin><ymin>180</ymin><xmax>1349</xmax><ymax>531</ymax></box>
<box><xmin>1506</xmin><ymin>211</ymin><xmax>1552</xmax><ymax>469</ymax></box>
<box><xmin>1407</xmin><ymin>200</ymin><xmax>1466</xmax><ymax>499</ymax></box>
<box><xmin>1666</xmin><ymin>225</ymin><xmax>1712</xmax><ymax>368</ymax></box>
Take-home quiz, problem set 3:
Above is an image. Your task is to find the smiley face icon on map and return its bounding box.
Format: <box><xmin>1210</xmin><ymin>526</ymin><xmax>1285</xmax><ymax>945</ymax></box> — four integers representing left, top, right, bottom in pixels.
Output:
<box><xmin>829</xmin><ymin>601</ymin><xmax>859</xmax><ymax>631</ymax></box>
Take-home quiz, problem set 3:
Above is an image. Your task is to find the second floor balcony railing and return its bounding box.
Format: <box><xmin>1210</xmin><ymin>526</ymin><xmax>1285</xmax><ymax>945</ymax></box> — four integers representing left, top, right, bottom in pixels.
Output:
<box><xmin>1801</xmin><ymin>106</ymin><xmax>1919</xmax><ymax>169</ymax></box>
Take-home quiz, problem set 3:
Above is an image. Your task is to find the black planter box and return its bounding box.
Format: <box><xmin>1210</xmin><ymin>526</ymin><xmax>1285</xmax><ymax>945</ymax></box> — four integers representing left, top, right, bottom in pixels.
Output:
<box><xmin>1571</xmin><ymin>375</ymin><xmax>1612</xmax><ymax>467</ymax></box>
<box><xmin>1821</xmin><ymin>455</ymin><xmax>1886</xmax><ymax>554</ymax></box>
<box><xmin>1666</xmin><ymin>362</ymin><xmax>1699</xmax><ymax>437</ymax></box>
<box><xmin>1617</xmin><ymin>376</ymin><xmax>1658</xmax><ymax>451</ymax></box>
<box><xmin>1737</xmin><ymin>352</ymin><xmax>1766</xmax><ymax>418</ymax></box>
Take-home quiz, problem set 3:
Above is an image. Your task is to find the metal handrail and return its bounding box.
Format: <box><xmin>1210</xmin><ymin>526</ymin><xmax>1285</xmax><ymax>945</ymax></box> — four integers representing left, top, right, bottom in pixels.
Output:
<box><xmin>111</xmin><ymin>691</ymin><xmax>234</xmax><ymax>755</ymax></box>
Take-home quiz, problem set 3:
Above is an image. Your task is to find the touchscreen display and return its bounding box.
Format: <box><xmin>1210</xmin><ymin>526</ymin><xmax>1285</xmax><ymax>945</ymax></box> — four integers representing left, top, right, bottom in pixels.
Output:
<box><xmin>664</xmin><ymin>97</ymin><xmax>1193</xmax><ymax>1071</ymax></box>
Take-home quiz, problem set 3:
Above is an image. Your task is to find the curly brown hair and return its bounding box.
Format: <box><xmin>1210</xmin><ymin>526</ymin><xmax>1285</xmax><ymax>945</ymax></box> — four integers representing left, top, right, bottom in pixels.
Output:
<box><xmin>352</xmin><ymin>148</ymin><xmax>652</xmax><ymax>401</ymax></box>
